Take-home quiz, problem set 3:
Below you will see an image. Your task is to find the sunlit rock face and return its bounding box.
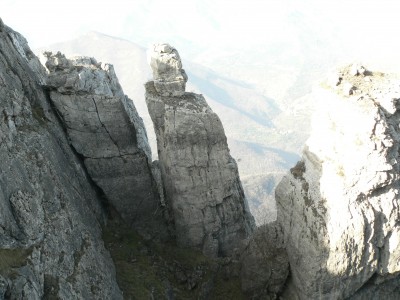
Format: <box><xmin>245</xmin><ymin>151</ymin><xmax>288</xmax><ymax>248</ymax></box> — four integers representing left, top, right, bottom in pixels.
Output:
<box><xmin>276</xmin><ymin>65</ymin><xmax>400</xmax><ymax>299</ymax></box>
<box><xmin>148</xmin><ymin>43</ymin><xmax>187</xmax><ymax>97</ymax></box>
<box><xmin>44</xmin><ymin>52</ymin><xmax>167</xmax><ymax>238</ymax></box>
<box><xmin>145</xmin><ymin>44</ymin><xmax>255</xmax><ymax>258</ymax></box>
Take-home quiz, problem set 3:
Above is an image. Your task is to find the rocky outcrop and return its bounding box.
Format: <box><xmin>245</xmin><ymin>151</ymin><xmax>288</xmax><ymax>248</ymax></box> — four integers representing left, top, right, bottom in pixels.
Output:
<box><xmin>0</xmin><ymin>21</ymin><xmax>121</xmax><ymax>298</ymax></box>
<box><xmin>276</xmin><ymin>65</ymin><xmax>400</xmax><ymax>299</ymax></box>
<box><xmin>44</xmin><ymin>52</ymin><xmax>167</xmax><ymax>238</ymax></box>
<box><xmin>148</xmin><ymin>43</ymin><xmax>187</xmax><ymax>97</ymax></box>
<box><xmin>145</xmin><ymin>44</ymin><xmax>255</xmax><ymax>258</ymax></box>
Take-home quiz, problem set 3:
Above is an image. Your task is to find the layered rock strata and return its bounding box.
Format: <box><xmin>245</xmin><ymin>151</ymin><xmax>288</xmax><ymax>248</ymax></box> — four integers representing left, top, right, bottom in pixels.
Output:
<box><xmin>145</xmin><ymin>44</ymin><xmax>254</xmax><ymax>257</ymax></box>
<box><xmin>0</xmin><ymin>21</ymin><xmax>121</xmax><ymax>298</ymax></box>
<box><xmin>44</xmin><ymin>52</ymin><xmax>165</xmax><ymax>237</ymax></box>
<box><xmin>276</xmin><ymin>65</ymin><xmax>400</xmax><ymax>299</ymax></box>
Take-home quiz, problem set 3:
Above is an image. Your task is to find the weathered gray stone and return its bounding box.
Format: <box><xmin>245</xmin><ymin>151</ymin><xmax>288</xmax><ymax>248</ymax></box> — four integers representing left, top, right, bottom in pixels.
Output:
<box><xmin>348</xmin><ymin>275</ymin><xmax>400</xmax><ymax>300</ymax></box>
<box><xmin>148</xmin><ymin>43</ymin><xmax>187</xmax><ymax>97</ymax></box>
<box><xmin>276</xmin><ymin>66</ymin><xmax>400</xmax><ymax>299</ymax></box>
<box><xmin>145</xmin><ymin>77</ymin><xmax>255</xmax><ymax>257</ymax></box>
<box><xmin>0</xmin><ymin>23</ymin><xmax>121</xmax><ymax>298</ymax></box>
<box><xmin>240</xmin><ymin>221</ymin><xmax>289</xmax><ymax>299</ymax></box>
<box><xmin>44</xmin><ymin>52</ymin><xmax>167</xmax><ymax>238</ymax></box>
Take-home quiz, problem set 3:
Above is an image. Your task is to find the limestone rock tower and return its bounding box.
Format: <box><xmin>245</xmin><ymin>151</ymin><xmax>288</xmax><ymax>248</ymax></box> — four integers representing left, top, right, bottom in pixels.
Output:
<box><xmin>145</xmin><ymin>43</ymin><xmax>255</xmax><ymax>257</ymax></box>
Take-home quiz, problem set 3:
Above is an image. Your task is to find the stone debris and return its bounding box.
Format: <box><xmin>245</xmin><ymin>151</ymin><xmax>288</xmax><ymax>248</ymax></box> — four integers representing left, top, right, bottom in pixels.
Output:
<box><xmin>148</xmin><ymin>43</ymin><xmax>188</xmax><ymax>97</ymax></box>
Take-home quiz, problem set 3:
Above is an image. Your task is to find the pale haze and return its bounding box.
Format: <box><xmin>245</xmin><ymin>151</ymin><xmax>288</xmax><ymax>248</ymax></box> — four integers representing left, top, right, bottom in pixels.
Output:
<box><xmin>2</xmin><ymin>0</ymin><xmax>400</xmax><ymax>68</ymax></box>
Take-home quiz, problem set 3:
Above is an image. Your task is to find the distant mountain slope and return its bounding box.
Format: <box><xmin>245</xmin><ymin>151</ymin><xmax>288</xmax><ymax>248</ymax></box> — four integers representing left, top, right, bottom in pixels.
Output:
<box><xmin>36</xmin><ymin>32</ymin><xmax>303</xmax><ymax>224</ymax></box>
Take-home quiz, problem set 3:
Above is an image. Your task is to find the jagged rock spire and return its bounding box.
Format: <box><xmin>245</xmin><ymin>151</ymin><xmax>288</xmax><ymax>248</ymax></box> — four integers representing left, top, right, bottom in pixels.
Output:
<box><xmin>145</xmin><ymin>44</ymin><xmax>255</xmax><ymax>258</ymax></box>
<box><xmin>148</xmin><ymin>43</ymin><xmax>188</xmax><ymax>97</ymax></box>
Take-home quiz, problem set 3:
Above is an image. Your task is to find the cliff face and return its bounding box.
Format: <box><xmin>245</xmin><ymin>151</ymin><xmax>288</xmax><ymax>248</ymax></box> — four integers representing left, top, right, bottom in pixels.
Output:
<box><xmin>145</xmin><ymin>44</ymin><xmax>255</xmax><ymax>257</ymax></box>
<box><xmin>276</xmin><ymin>65</ymin><xmax>400</xmax><ymax>299</ymax></box>
<box><xmin>7</xmin><ymin>18</ymin><xmax>400</xmax><ymax>298</ymax></box>
<box><xmin>43</xmin><ymin>52</ymin><xmax>167</xmax><ymax>238</ymax></box>
<box><xmin>0</xmin><ymin>22</ymin><xmax>122</xmax><ymax>298</ymax></box>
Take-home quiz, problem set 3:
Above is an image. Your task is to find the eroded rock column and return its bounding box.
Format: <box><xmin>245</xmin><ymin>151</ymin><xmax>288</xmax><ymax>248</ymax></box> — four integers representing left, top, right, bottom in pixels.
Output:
<box><xmin>145</xmin><ymin>44</ymin><xmax>255</xmax><ymax>257</ymax></box>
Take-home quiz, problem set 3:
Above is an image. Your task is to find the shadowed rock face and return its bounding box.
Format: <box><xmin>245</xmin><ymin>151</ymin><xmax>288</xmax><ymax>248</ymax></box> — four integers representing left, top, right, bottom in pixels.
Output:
<box><xmin>145</xmin><ymin>44</ymin><xmax>254</xmax><ymax>257</ymax></box>
<box><xmin>0</xmin><ymin>21</ymin><xmax>122</xmax><ymax>298</ymax></box>
<box><xmin>240</xmin><ymin>221</ymin><xmax>289</xmax><ymax>299</ymax></box>
<box><xmin>44</xmin><ymin>52</ymin><xmax>167</xmax><ymax>238</ymax></box>
<box><xmin>276</xmin><ymin>65</ymin><xmax>400</xmax><ymax>299</ymax></box>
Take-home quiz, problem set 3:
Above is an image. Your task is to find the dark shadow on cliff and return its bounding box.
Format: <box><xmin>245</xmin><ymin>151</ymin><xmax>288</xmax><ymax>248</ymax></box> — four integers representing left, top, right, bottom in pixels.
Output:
<box><xmin>103</xmin><ymin>208</ymin><xmax>247</xmax><ymax>299</ymax></box>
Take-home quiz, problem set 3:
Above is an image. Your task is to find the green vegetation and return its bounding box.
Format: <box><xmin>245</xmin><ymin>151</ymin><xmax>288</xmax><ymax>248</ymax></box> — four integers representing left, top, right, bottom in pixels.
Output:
<box><xmin>103</xmin><ymin>213</ymin><xmax>245</xmax><ymax>299</ymax></box>
<box><xmin>103</xmin><ymin>221</ymin><xmax>166</xmax><ymax>299</ymax></box>
<box><xmin>0</xmin><ymin>248</ymin><xmax>32</xmax><ymax>276</ymax></box>
<box><xmin>213</xmin><ymin>276</ymin><xmax>245</xmax><ymax>300</ymax></box>
<box><xmin>32</xmin><ymin>104</ymin><xmax>48</xmax><ymax>126</ymax></box>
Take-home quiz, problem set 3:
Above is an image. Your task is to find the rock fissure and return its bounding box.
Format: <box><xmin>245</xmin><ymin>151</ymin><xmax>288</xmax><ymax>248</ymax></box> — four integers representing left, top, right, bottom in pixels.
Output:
<box><xmin>44</xmin><ymin>51</ymin><xmax>168</xmax><ymax>239</ymax></box>
<box><xmin>42</xmin><ymin>88</ymin><xmax>110</xmax><ymax>215</ymax></box>
<box><xmin>91</xmin><ymin>96</ymin><xmax>122</xmax><ymax>156</ymax></box>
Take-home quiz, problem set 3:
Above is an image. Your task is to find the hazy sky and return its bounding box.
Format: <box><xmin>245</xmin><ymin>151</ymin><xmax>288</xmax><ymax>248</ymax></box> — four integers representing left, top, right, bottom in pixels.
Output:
<box><xmin>1</xmin><ymin>1</ymin><xmax>399</xmax><ymax>47</ymax></box>
<box><xmin>2</xmin><ymin>0</ymin><xmax>400</xmax><ymax>72</ymax></box>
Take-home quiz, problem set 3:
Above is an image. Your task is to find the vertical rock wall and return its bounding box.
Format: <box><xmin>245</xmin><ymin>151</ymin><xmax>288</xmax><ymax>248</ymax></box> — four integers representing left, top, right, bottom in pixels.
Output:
<box><xmin>145</xmin><ymin>44</ymin><xmax>254</xmax><ymax>257</ymax></box>
<box><xmin>44</xmin><ymin>53</ymin><xmax>167</xmax><ymax>238</ymax></box>
<box><xmin>0</xmin><ymin>22</ymin><xmax>122</xmax><ymax>298</ymax></box>
<box><xmin>276</xmin><ymin>65</ymin><xmax>400</xmax><ymax>299</ymax></box>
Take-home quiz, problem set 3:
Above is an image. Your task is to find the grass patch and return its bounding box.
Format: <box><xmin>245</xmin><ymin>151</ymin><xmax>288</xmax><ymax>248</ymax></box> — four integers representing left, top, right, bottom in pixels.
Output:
<box><xmin>103</xmin><ymin>212</ymin><xmax>245</xmax><ymax>299</ymax></box>
<box><xmin>213</xmin><ymin>276</ymin><xmax>245</xmax><ymax>300</ymax></box>
<box><xmin>103</xmin><ymin>220</ymin><xmax>165</xmax><ymax>299</ymax></box>
<box><xmin>32</xmin><ymin>104</ymin><xmax>48</xmax><ymax>126</ymax></box>
<box><xmin>0</xmin><ymin>248</ymin><xmax>32</xmax><ymax>276</ymax></box>
<box><xmin>154</xmin><ymin>241</ymin><xmax>210</xmax><ymax>268</ymax></box>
